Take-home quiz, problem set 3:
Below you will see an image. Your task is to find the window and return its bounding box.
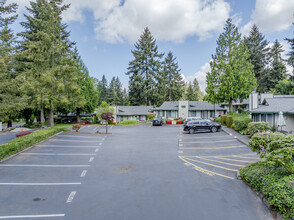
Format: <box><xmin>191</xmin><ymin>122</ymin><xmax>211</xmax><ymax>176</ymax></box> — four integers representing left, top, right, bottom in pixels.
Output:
<box><xmin>189</xmin><ymin>111</ymin><xmax>196</xmax><ymax>117</ymax></box>
<box><xmin>261</xmin><ymin>114</ymin><xmax>266</xmax><ymax>122</ymax></box>
<box><xmin>210</xmin><ymin>111</ymin><xmax>215</xmax><ymax>118</ymax></box>
<box><xmin>167</xmin><ymin>110</ymin><xmax>177</xmax><ymax>118</ymax></box>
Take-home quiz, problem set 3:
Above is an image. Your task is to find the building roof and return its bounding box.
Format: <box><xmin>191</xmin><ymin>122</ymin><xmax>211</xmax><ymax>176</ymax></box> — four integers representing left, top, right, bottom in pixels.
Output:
<box><xmin>153</xmin><ymin>101</ymin><xmax>226</xmax><ymax>111</ymax></box>
<box><xmin>251</xmin><ymin>97</ymin><xmax>294</xmax><ymax>114</ymax></box>
<box><xmin>189</xmin><ymin>101</ymin><xmax>226</xmax><ymax>111</ymax></box>
<box><xmin>116</xmin><ymin>106</ymin><xmax>153</xmax><ymax>116</ymax></box>
<box><xmin>153</xmin><ymin>101</ymin><xmax>178</xmax><ymax>110</ymax></box>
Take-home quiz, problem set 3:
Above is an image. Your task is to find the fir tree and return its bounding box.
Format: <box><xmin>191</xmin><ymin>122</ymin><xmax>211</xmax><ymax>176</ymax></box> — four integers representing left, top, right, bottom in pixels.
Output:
<box><xmin>18</xmin><ymin>0</ymin><xmax>78</xmax><ymax>127</ymax></box>
<box><xmin>285</xmin><ymin>23</ymin><xmax>294</xmax><ymax>81</ymax></box>
<box><xmin>244</xmin><ymin>24</ymin><xmax>270</xmax><ymax>93</ymax></box>
<box><xmin>193</xmin><ymin>78</ymin><xmax>204</xmax><ymax>101</ymax></box>
<box><xmin>0</xmin><ymin>0</ymin><xmax>25</xmax><ymax>127</ymax></box>
<box><xmin>127</xmin><ymin>27</ymin><xmax>164</xmax><ymax>106</ymax></box>
<box><xmin>114</xmin><ymin>77</ymin><xmax>124</xmax><ymax>105</ymax></box>
<box><xmin>99</xmin><ymin>75</ymin><xmax>108</xmax><ymax>104</ymax></box>
<box><xmin>206</xmin><ymin>18</ymin><xmax>256</xmax><ymax>111</ymax></box>
<box><xmin>162</xmin><ymin>51</ymin><xmax>184</xmax><ymax>101</ymax></box>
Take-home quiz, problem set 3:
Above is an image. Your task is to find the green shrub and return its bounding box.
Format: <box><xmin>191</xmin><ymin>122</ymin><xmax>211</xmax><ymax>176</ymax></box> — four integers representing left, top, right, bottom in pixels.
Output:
<box><xmin>266</xmin><ymin>147</ymin><xmax>294</xmax><ymax>173</ymax></box>
<box><xmin>247</xmin><ymin>121</ymin><xmax>271</xmax><ymax>136</ymax></box>
<box><xmin>220</xmin><ymin>115</ymin><xmax>227</xmax><ymax>125</ymax></box>
<box><xmin>108</xmin><ymin>119</ymin><xmax>113</xmax><ymax>125</ymax></box>
<box><xmin>267</xmin><ymin>135</ymin><xmax>294</xmax><ymax>152</ymax></box>
<box><xmin>226</xmin><ymin>116</ymin><xmax>233</xmax><ymax>128</ymax></box>
<box><xmin>23</xmin><ymin>122</ymin><xmax>41</xmax><ymax>128</ymax></box>
<box><xmin>0</xmin><ymin>128</ymin><xmax>68</xmax><ymax>160</ymax></box>
<box><xmin>118</xmin><ymin>120</ymin><xmax>140</xmax><ymax>125</ymax></box>
<box><xmin>249</xmin><ymin>132</ymin><xmax>284</xmax><ymax>156</ymax></box>
<box><xmin>146</xmin><ymin>113</ymin><xmax>156</xmax><ymax>119</ymax></box>
<box><xmin>233</xmin><ymin>117</ymin><xmax>252</xmax><ymax>131</ymax></box>
<box><xmin>215</xmin><ymin>117</ymin><xmax>221</xmax><ymax>123</ymax></box>
<box><xmin>240</xmin><ymin>162</ymin><xmax>294</xmax><ymax>219</ymax></box>
<box><xmin>94</xmin><ymin>116</ymin><xmax>98</xmax><ymax>124</ymax></box>
<box><xmin>239</xmin><ymin>129</ymin><xmax>248</xmax><ymax>135</ymax></box>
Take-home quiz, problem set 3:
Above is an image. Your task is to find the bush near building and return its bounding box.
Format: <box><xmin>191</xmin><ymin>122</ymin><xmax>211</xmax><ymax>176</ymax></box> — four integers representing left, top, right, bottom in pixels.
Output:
<box><xmin>241</xmin><ymin>132</ymin><xmax>294</xmax><ymax>219</ymax></box>
<box><xmin>247</xmin><ymin>121</ymin><xmax>271</xmax><ymax>136</ymax></box>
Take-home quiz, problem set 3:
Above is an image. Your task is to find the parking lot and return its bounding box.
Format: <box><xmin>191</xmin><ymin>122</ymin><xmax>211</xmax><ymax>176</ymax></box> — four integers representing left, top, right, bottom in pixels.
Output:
<box><xmin>178</xmin><ymin>128</ymin><xmax>260</xmax><ymax>179</ymax></box>
<box><xmin>0</xmin><ymin>124</ymin><xmax>272</xmax><ymax>219</ymax></box>
<box><xmin>0</xmin><ymin>126</ymin><xmax>109</xmax><ymax>219</ymax></box>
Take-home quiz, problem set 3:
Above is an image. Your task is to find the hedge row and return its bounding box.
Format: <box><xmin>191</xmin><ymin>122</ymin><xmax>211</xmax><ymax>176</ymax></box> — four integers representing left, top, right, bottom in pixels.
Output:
<box><xmin>0</xmin><ymin>128</ymin><xmax>68</xmax><ymax>160</ymax></box>
<box><xmin>240</xmin><ymin>162</ymin><xmax>294</xmax><ymax>219</ymax></box>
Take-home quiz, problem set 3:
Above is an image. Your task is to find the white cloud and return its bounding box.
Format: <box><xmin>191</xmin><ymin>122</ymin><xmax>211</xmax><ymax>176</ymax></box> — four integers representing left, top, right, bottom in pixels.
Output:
<box><xmin>185</xmin><ymin>62</ymin><xmax>211</xmax><ymax>92</ymax></box>
<box><xmin>11</xmin><ymin>0</ymin><xmax>231</xmax><ymax>43</ymax></box>
<box><xmin>243</xmin><ymin>0</ymin><xmax>294</xmax><ymax>34</ymax></box>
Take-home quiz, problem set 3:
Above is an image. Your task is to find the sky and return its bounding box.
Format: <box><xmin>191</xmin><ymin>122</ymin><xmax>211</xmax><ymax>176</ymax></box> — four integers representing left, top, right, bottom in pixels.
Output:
<box><xmin>9</xmin><ymin>0</ymin><xmax>294</xmax><ymax>92</ymax></box>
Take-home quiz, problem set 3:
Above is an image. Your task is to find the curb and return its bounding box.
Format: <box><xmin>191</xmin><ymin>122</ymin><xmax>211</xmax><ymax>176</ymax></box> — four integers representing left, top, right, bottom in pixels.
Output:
<box><xmin>222</xmin><ymin>127</ymin><xmax>249</xmax><ymax>146</ymax></box>
<box><xmin>0</xmin><ymin>131</ymin><xmax>64</xmax><ymax>163</ymax></box>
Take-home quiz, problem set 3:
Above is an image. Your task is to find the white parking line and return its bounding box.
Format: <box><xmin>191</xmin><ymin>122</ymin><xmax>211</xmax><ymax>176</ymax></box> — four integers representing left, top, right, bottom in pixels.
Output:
<box><xmin>0</xmin><ymin>214</ymin><xmax>65</xmax><ymax>219</ymax></box>
<box><xmin>37</xmin><ymin>145</ymin><xmax>101</xmax><ymax>148</ymax></box>
<box><xmin>95</xmin><ymin>149</ymin><xmax>99</xmax><ymax>152</ymax></box>
<box><xmin>58</xmin><ymin>135</ymin><xmax>105</xmax><ymax>138</ymax></box>
<box><xmin>21</xmin><ymin>153</ymin><xmax>96</xmax><ymax>156</ymax></box>
<box><xmin>66</xmin><ymin>191</ymin><xmax>76</xmax><ymax>203</ymax></box>
<box><xmin>49</xmin><ymin>140</ymin><xmax>103</xmax><ymax>143</ymax></box>
<box><xmin>0</xmin><ymin>164</ymin><xmax>90</xmax><ymax>168</ymax></box>
<box><xmin>56</xmin><ymin>136</ymin><xmax>104</xmax><ymax>139</ymax></box>
<box><xmin>89</xmin><ymin>157</ymin><xmax>94</xmax><ymax>162</ymax></box>
<box><xmin>0</xmin><ymin>182</ymin><xmax>81</xmax><ymax>186</ymax></box>
<box><xmin>181</xmin><ymin>140</ymin><xmax>237</xmax><ymax>144</ymax></box>
<box><xmin>99</xmin><ymin>143</ymin><xmax>102</xmax><ymax>146</ymax></box>
<box><xmin>80</xmin><ymin>170</ymin><xmax>87</xmax><ymax>177</ymax></box>
<box><xmin>179</xmin><ymin>145</ymin><xmax>247</xmax><ymax>150</ymax></box>
<box><xmin>181</xmin><ymin>135</ymin><xmax>230</xmax><ymax>139</ymax></box>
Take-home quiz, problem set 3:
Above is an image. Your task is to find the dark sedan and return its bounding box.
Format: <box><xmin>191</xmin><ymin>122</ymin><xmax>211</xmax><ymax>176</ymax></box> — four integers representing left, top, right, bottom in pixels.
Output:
<box><xmin>183</xmin><ymin>120</ymin><xmax>221</xmax><ymax>134</ymax></box>
<box><xmin>153</xmin><ymin>118</ymin><xmax>163</xmax><ymax>126</ymax></box>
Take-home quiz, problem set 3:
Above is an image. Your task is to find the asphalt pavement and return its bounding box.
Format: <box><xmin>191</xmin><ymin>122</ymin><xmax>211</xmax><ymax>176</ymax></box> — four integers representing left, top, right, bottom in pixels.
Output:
<box><xmin>0</xmin><ymin>124</ymin><xmax>273</xmax><ymax>220</ymax></box>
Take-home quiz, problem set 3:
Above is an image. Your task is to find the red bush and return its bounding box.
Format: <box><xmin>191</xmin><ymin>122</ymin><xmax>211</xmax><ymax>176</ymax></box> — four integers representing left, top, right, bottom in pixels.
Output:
<box><xmin>166</xmin><ymin>120</ymin><xmax>172</xmax><ymax>124</ymax></box>
<box><xmin>16</xmin><ymin>132</ymin><xmax>32</xmax><ymax>137</ymax></box>
<box><xmin>177</xmin><ymin>120</ymin><xmax>183</xmax><ymax>124</ymax></box>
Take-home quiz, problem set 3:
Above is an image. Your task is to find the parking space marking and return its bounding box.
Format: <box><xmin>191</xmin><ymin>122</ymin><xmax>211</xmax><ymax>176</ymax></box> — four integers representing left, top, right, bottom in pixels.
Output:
<box><xmin>66</xmin><ymin>191</ymin><xmax>76</xmax><ymax>203</ymax></box>
<box><xmin>95</xmin><ymin>149</ymin><xmax>99</xmax><ymax>152</ymax></box>
<box><xmin>181</xmin><ymin>140</ymin><xmax>237</xmax><ymax>144</ymax></box>
<box><xmin>0</xmin><ymin>164</ymin><xmax>90</xmax><ymax>168</ymax></box>
<box><xmin>179</xmin><ymin>156</ymin><xmax>233</xmax><ymax>179</ymax></box>
<box><xmin>37</xmin><ymin>145</ymin><xmax>101</xmax><ymax>148</ymax></box>
<box><xmin>21</xmin><ymin>153</ymin><xmax>96</xmax><ymax>156</ymax></box>
<box><xmin>179</xmin><ymin>145</ymin><xmax>247</xmax><ymax>150</ymax></box>
<box><xmin>185</xmin><ymin>156</ymin><xmax>245</xmax><ymax>167</ymax></box>
<box><xmin>0</xmin><ymin>214</ymin><xmax>65</xmax><ymax>219</ymax></box>
<box><xmin>183</xmin><ymin>157</ymin><xmax>238</xmax><ymax>171</ymax></box>
<box><xmin>206</xmin><ymin>156</ymin><xmax>258</xmax><ymax>163</ymax></box>
<box><xmin>80</xmin><ymin>170</ymin><xmax>87</xmax><ymax>177</ymax></box>
<box><xmin>0</xmin><ymin>182</ymin><xmax>81</xmax><ymax>186</ymax></box>
<box><xmin>89</xmin><ymin>157</ymin><xmax>94</xmax><ymax>162</ymax></box>
<box><xmin>58</xmin><ymin>135</ymin><xmax>105</xmax><ymax>138</ymax></box>
<box><xmin>181</xmin><ymin>135</ymin><xmax>230</xmax><ymax>139</ymax></box>
<box><xmin>99</xmin><ymin>143</ymin><xmax>102</xmax><ymax>146</ymax></box>
<box><xmin>50</xmin><ymin>140</ymin><xmax>103</xmax><ymax>143</ymax></box>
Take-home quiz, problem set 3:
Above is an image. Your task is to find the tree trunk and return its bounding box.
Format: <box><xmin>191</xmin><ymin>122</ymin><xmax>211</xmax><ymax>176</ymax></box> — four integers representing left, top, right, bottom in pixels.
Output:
<box><xmin>7</xmin><ymin>120</ymin><xmax>12</xmax><ymax>128</ymax></box>
<box><xmin>48</xmin><ymin>108</ymin><xmax>54</xmax><ymax>127</ymax></box>
<box><xmin>229</xmin><ymin>99</ymin><xmax>233</xmax><ymax>112</ymax></box>
<box><xmin>76</xmin><ymin>108</ymin><xmax>81</xmax><ymax>123</ymax></box>
<box><xmin>106</xmin><ymin>121</ymin><xmax>108</xmax><ymax>134</ymax></box>
<box><xmin>40</xmin><ymin>104</ymin><xmax>45</xmax><ymax>127</ymax></box>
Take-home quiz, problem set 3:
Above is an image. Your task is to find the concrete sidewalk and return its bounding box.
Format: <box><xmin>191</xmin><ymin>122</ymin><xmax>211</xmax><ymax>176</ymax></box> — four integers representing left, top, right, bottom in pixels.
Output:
<box><xmin>221</xmin><ymin>126</ymin><xmax>251</xmax><ymax>146</ymax></box>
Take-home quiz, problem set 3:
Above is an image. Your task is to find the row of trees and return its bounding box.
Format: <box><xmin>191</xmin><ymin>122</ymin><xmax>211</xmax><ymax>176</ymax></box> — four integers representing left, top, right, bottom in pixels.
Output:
<box><xmin>0</xmin><ymin>0</ymin><xmax>102</xmax><ymax>127</ymax></box>
<box><xmin>206</xmin><ymin>18</ymin><xmax>294</xmax><ymax>111</ymax></box>
<box><xmin>126</xmin><ymin>27</ymin><xmax>204</xmax><ymax>106</ymax></box>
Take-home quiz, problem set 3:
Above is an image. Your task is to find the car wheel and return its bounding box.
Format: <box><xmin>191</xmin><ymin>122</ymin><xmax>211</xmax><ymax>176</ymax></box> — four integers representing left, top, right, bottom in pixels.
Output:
<box><xmin>189</xmin><ymin>128</ymin><xmax>195</xmax><ymax>134</ymax></box>
<box><xmin>211</xmin><ymin>127</ymin><xmax>217</xmax><ymax>133</ymax></box>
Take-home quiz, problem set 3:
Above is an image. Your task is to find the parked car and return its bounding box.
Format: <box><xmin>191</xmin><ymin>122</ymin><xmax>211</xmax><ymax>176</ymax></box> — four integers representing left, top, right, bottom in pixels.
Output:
<box><xmin>183</xmin><ymin>119</ymin><xmax>221</xmax><ymax>134</ymax></box>
<box><xmin>153</xmin><ymin>117</ymin><xmax>163</xmax><ymax>126</ymax></box>
<box><xmin>184</xmin><ymin>117</ymin><xmax>202</xmax><ymax>126</ymax></box>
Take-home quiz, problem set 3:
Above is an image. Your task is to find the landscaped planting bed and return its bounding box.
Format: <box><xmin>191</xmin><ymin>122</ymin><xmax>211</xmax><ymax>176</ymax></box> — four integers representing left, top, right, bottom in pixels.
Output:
<box><xmin>0</xmin><ymin>128</ymin><xmax>68</xmax><ymax>160</ymax></box>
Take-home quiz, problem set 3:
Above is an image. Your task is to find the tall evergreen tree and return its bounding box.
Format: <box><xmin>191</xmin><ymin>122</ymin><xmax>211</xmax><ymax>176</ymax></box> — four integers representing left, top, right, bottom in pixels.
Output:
<box><xmin>108</xmin><ymin>77</ymin><xmax>116</xmax><ymax>105</ymax></box>
<box><xmin>244</xmin><ymin>24</ymin><xmax>269</xmax><ymax>92</ymax></box>
<box><xmin>18</xmin><ymin>0</ymin><xmax>78</xmax><ymax>127</ymax></box>
<box><xmin>114</xmin><ymin>77</ymin><xmax>124</xmax><ymax>105</ymax></box>
<box><xmin>193</xmin><ymin>78</ymin><xmax>204</xmax><ymax>101</ymax></box>
<box><xmin>99</xmin><ymin>75</ymin><xmax>108</xmax><ymax>104</ymax></box>
<box><xmin>127</xmin><ymin>27</ymin><xmax>164</xmax><ymax>106</ymax></box>
<box><xmin>265</xmin><ymin>40</ymin><xmax>286</xmax><ymax>91</ymax></box>
<box><xmin>71</xmin><ymin>48</ymin><xmax>98</xmax><ymax>122</ymax></box>
<box><xmin>185</xmin><ymin>82</ymin><xmax>194</xmax><ymax>101</ymax></box>
<box><xmin>206</xmin><ymin>18</ymin><xmax>256</xmax><ymax>111</ymax></box>
<box><xmin>0</xmin><ymin>0</ymin><xmax>25</xmax><ymax>127</ymax></box>
<box><xmin>162</xmin><ymin>51</ymin><xmax>184</xmax><ymax>101</ymax></box>
<box><xmin>285</xmin><ymin>23</ymin><xmax>294</xmax><ymax>81</ymax></box>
